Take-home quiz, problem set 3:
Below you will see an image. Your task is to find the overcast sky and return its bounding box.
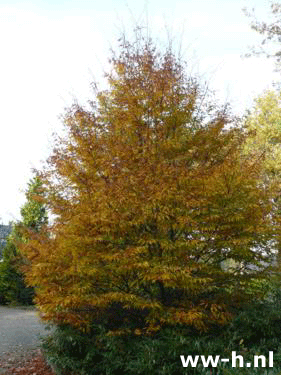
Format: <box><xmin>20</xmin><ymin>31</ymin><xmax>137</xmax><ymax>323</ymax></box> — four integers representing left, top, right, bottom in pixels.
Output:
<box><xmin>0</xmin><ymin>0</ymin><xmax>280</xmax><ymax>224</ymax></box>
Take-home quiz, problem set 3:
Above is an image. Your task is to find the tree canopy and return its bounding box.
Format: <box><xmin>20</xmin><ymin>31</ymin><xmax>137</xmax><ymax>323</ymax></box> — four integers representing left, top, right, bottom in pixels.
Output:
<box><xmin>242</xmin><ymin>89</ymin><xmax>281</xmax><ymax>268</ymax></box>
<box><xmin>20</xmin><ymin>32</ymin><xmax>280</xmax><ymax>335</ymax></box>
<box><xmin>243</xmin><ymin>1</ymin><xmax>281</xmax><ymax>71</ymax></box>
<box><xmin>243</xmin><ymin>90</ymin><xmax>281</xmax><ymax>176</ymax></box>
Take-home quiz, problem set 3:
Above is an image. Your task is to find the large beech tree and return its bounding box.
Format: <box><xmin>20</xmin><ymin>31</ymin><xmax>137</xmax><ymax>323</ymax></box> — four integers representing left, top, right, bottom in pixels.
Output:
<box><xmin>21</xmin><ymin>33</ymin><xmax>279</xmax><ymax>335</ymax></box>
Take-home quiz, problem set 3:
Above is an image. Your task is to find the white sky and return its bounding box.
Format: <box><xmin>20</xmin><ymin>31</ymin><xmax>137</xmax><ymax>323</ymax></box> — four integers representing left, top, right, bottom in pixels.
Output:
<box><xmin>0</xmin><ymin>0</ymin><xmax>280</xmax><ymax>224</ymax></box>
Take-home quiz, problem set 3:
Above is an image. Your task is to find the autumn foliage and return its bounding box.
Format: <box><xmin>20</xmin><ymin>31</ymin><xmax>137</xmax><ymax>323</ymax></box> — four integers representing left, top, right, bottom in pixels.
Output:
<box><xmin>20</xmin><ymin>33</ymin><xmax>279</xmax><ymax>335</ymax></box>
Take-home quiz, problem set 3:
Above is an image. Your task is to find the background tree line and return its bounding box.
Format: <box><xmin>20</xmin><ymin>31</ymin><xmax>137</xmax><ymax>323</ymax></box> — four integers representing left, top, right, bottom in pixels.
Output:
<box><xmin>0</xmin><ymin>175</ymin><xmax>48</xmax><ymax>305</ymax></box>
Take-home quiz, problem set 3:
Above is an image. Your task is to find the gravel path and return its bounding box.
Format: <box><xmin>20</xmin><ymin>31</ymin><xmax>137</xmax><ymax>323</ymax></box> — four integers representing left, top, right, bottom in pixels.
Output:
<box><xmin>0</xmin><ymin>306</ymin><xmax>52</xmax><ymax>371</ymax></box>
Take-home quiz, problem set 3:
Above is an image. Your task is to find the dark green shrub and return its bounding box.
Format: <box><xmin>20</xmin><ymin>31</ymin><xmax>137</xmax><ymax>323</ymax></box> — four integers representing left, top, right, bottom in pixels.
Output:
<box><xmin>42</xmin><ymin>324</ymin><xmax>109</xmax><ymax>375</ymax></box>
<box><xmin>41</xmin><ymin>283</ymin><xmax>281</xmax><ymax>375</ymax></box>
<box><xmin>41</xmin><ymin>322</ymin><xmax>281</xmax><ymax>375</ymax></box>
